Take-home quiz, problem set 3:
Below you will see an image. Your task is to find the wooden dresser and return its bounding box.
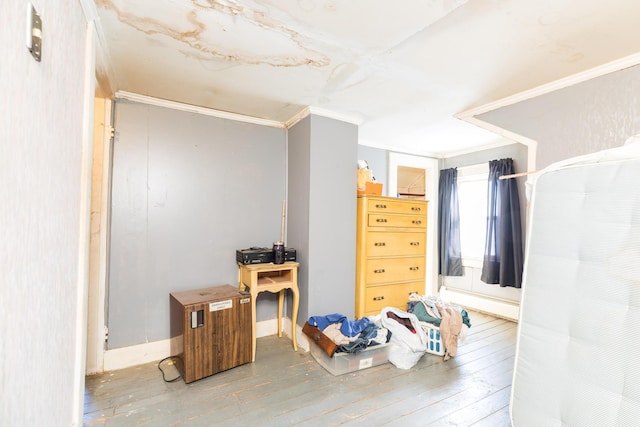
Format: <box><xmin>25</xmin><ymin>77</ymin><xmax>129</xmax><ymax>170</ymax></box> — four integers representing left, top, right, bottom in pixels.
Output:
<box><xmin>355</xmin><ymin>195</ymin><xmax>428</xmax><ymax>317</ymax></box>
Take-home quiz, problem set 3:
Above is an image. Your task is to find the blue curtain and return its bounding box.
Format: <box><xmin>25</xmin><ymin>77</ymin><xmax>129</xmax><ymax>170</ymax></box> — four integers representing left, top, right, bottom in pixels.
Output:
<box><xmin>481</xmin><ymin>158</ymin><xmax>524</xmax><ymax>288</ymax></box>
<box><xmin>438</xmin><ymin>168</ymin><xmax>463</xmax><ymax>278</ymax></box>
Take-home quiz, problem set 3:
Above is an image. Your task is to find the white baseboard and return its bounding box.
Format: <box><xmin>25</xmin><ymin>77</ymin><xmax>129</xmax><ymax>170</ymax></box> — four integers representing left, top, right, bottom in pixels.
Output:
<box><xmin>283</xmin><ymin>317</ymin><xmax>310</xmax><ymax>352</ymax></box>
<box><xmin>102</xmin><ymin>317</ymin><xmax>306</xmax><ymax>372</ymax></box>
<box><xmin>440</xmin><ymin>287</ymin><xmax>520</xmax><ymax>322</ymax></box>
<box><xmin>103</xmin><ymin>338</ymin><xmax>174</xmax><ymax>372</ymax></box>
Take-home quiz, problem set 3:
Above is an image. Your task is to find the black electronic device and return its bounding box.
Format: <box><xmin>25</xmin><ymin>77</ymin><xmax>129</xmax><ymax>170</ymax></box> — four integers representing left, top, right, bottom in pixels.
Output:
<box><xmin>236</xmin><ymin>246</ymin><xmax>297</xmax><ymax>265</ymax></box>
<box><xmin>283</xmin><ymin>247</ymin><xmax>296</xmax><ymax>262</ymax></box>
<box><xmin>236</xmin><ymin>247</ymin><xmax>273</xmax><ymax>265</ymax></box>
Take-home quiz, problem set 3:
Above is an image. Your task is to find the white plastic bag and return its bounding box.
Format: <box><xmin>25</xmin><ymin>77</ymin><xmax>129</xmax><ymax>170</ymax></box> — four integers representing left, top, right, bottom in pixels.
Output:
<box><xmin>380</xmin><ymin>307</ymin><xmax>427</xmax><ymax>369</ymax></box>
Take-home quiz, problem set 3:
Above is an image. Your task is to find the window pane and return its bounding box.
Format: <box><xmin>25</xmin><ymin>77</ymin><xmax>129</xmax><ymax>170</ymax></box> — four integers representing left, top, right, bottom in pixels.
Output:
<box><xmin>458</xmin><ymin>177</ymin><xmax>487</xmax><ymax>260</ymax></box>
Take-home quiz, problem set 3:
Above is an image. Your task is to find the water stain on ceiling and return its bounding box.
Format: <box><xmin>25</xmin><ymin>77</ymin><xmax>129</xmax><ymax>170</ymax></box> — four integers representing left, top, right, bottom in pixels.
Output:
<box><xmin>92</xmin><ymin>0</ymin><xmax>640</xmax><ymax>156</ymax></box>
<box><xmin>98</xmin><ymin>0</ymin><xmax>330</xmax><ymax>67</ymax></box>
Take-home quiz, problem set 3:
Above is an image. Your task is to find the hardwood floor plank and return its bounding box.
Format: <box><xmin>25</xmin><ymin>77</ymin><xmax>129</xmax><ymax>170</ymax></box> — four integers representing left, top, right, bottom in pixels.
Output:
<box><xmin>84</xmin><ymin>311</ymin><xmax>517</xmax><ymax>426</ymax></box>
<box><xmin>469</xmin><ymin>403</ymin><xmax>512</xmax><ymax>427</ymax></box>
<box><xmin>420</xmin><ymin>386</ymin><xmax>512</xmax><ymax>426</ymax></box>
<box><xmin>335</xmin><ymin>354</ymin><xmax>515</xmax><ymax>426</ymax></box>
<box><xmin>284</xmin><ymin>324</ymin><xmax>517</xmax><ymax>425</ymax></box>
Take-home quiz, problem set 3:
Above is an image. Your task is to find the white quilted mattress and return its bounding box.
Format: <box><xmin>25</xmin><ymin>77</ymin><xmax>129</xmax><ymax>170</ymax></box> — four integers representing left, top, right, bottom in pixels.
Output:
<box><xmin>511</xmin><ymin>139</ymin><xmax>640</xmax><ymax>426</ymax></box>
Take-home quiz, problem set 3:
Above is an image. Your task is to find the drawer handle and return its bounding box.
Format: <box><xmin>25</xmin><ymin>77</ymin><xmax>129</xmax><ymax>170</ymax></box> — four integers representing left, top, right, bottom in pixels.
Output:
<box><xmin>410</xmin><ymin>241</ymin><xmax>420</xmax><ymax>246</ymax></box>
<box><xmin>375</xmin><ymin>204</ymin><xmax>387</xmax><ymax>209</ymax></box>
<box><xmin>374</xmin><ymin>242</ymin><xmax>386</xmax><ymax>246</ymax></box>
<box><xmin>412</xmin><ymin>220</ymin><xmax>422</xmax><ymax>225</ymax></box>
<box><xmin>411</xmin><ymin>207</ymin><xmax>422</xmax><ymax>211</ymax></box>
<box><xmin>376</xmin><ymin>218</ymin><xmax>388</xmax><ymax>223</ymax></box>
<box><xmin>373</xmin><ymin>296</ymin><xmax>385</xmax><ymax>301</ymax></box>
<box><xmin>373</xmin><ymin>269</ymin><xmax>386</xmax><ymax>274</ymax></box>
<box><xmin>409</xmin><ymin>266</ymin><xmax>420</xmax><ymax>271</ymax></box>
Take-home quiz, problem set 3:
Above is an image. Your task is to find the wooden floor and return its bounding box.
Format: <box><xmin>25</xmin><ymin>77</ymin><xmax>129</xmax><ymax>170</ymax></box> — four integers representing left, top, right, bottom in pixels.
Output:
<box><xmin>84</xmin><ymin>311</ymin><xmax>517</xmax><ymax>427</ymax></box>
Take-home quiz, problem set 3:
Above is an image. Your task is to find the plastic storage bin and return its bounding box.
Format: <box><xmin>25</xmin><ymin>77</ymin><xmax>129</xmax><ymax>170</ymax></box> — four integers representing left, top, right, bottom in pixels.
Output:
<box><xmin>309</xmin><ymin>341</ymin><xmax>390</xmax><ymax>376</ymax></box>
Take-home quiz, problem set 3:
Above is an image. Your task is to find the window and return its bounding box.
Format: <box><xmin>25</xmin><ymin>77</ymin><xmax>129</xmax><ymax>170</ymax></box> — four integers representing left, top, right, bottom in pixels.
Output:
<box><xmin>457</xmin><ymin>164</ymin><xmax>489</xmax><ymax>267</ymax></box>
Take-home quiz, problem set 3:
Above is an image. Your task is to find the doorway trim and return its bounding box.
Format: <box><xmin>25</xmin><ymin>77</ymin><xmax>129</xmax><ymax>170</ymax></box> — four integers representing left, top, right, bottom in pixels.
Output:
<box><xmin>86</xmin><ymin>98</ymin><xmax>113</xmax><ymax>375</ymax></box>
<box><xmin>388</xmin><ymin>153</ymin><xmax>439</xmax><ymax>296</ymax></box>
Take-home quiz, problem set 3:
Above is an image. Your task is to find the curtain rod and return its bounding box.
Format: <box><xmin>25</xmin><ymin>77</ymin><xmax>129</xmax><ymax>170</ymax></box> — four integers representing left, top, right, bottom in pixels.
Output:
<box><xmin>499</xmin><ymin>170</ymin><xmax>539</xmax><ymax>180</ymax></box>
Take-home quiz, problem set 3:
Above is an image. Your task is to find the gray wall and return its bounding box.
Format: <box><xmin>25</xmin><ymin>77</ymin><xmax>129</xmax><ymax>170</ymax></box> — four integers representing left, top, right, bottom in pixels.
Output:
<box><xmin>442</xmin><ymin>143</ymin><xmax>527</xmax><ymax>172</ymax></box>
<box><xmin>287</xmin><ymin>117</ymin><xmax>312</xmax><ymax>321</ymax></box>
<box><xmin>441</xmin><ymin>143</ymin><xmax>528</xmax><ymax>303</ymax></box>
<box><xmin>1</xmin><ymin>1</ymin><xmax>89</xmax><ymax>425</ymax></box>
<box><xmin>108</xmin><ymin>101</ymin><xmax>286</xmax><ymax>349</ymax></box>
<box><xmin>478</xmin><ymin>64</ymin><xmax>640</xmax><ymax>169</ymax></box>
<box><xmin>288</xmin><ymin>115</ymin><xmax>358</xmax><ymax>321</ymax></box>
<box><xmin>357</xmin><ymin>144</ymin><xmax>388</xmax><ymax>190</ymax></box>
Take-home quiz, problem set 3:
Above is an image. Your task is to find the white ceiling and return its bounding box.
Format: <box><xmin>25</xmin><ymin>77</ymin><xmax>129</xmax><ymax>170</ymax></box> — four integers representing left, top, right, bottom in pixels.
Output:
<box><xmin>92</xmin><ymin>0</ymin><xmax>640</xmax><ymax>157</ymax></box>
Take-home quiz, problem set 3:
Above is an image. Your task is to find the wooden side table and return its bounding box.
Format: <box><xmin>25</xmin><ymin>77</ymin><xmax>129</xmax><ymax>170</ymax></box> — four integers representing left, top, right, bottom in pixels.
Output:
<box><xmin>237</xmin><ymin>261</ymin><xmax>299</xmax><ymax>361</ymax></box>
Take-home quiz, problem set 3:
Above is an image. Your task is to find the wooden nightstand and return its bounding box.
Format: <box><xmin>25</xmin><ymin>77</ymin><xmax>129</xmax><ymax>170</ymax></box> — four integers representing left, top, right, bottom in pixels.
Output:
<box><xmin>237</xmin><ymin>261</ymin><xmax>300</xmax><ymax>361</ymax></box>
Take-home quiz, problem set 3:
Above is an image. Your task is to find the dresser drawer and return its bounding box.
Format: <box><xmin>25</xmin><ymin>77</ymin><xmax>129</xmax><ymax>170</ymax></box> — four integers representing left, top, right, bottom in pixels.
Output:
<box><xmin>363</xmin><ymin>282</ymin><xmax>424</xmax><ymax>315</ymax></box>
<box><xmin>367</xmin><ymin>213</ymin><xmax>426</xmax><ymax>229</ymax></box>
<box><xmin>367</xmin><ymin>198</ymin><xmax>426</xmax><ymax>215</ymax></box>
<box><xmin>365</xmin><ymin>231</ymin><xmax>426</xmax><ymax>257</ymax></box>
<box><xmin>365</xmin><ymin>257</ymin><xmax>425</xmax><ymax>284</ymax></box>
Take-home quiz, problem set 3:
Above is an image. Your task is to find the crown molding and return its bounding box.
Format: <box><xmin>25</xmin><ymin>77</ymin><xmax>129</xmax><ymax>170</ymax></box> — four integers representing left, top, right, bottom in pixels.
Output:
<box><xmin>359</xmin><ymin>137</ymin><xmax>442</xmax><ymax>159</ymax></box>
<box><xmin>115</xmin><ymin>91</ymin><xmax>286</xmax><ymax>128</ymax></box>
<box><xmin>457</xmin><ymin>51</ymin><xmax>640</xmax><ymax>120</ymax></box>
<box><xmin>283</xmin><ymin>107</ymin><xmax>311</xmax><ymax>128</ymax></box>
<box><xmin>308</xmin><ymin>106</ymin><xmax>363</xmax><ymax>126</ymax></box>
<box><xmin>283</xmin><ymin>106</ymin><xmax>363</xmax><ymax>129</ymax></box>
<box><xmin>113</xmin><ymin>92</ymin><xmax>361</xmax><ymax>130</ymax></box>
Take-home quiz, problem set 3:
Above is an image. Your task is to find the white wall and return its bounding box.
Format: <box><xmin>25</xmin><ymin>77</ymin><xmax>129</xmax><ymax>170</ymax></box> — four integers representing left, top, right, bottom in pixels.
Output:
<box><xmin>1</xmin><ymin>2</ymin><xmax>92</xmax><ymax>425</ymax></box>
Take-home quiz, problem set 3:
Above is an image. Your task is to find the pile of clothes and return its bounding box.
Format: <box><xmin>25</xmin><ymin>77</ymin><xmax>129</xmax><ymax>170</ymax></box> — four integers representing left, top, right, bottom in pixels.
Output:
<box><xmin>407</xmin><ymin>293</ymin><xmax>471</xmax><ymax>361</ymax></box>
<box><xmin>379</xmin><ymin>307</ymin><xmax>427</xmax><ymax>369</ymax></box>
<box><xmin>307</xmin><ymin>313</ymin><xmax>391</xmax><ymax>354</ymax></box>
<box><xmin>307</xmin><ymin>295</ymin><xmax>472</xmax><ymax>368</ymax></box>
